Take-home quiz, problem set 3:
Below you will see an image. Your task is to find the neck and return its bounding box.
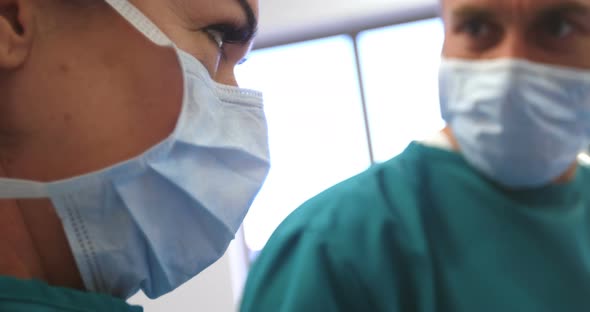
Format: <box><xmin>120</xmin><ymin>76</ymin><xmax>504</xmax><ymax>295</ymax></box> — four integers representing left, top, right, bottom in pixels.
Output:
<box><xmin>0</xmin><ymin>161</ymin><xmax>44</xmax><ymax>282</ymax></box>
<box><xmin>441</xmin><ymin>126</ymin><xmax>578</xmax><ymax>185</ymax></box>
<box><xmin>0</xmin><ymin>116</ymin><xmax>86</xmax><ymax>291</ymax></box>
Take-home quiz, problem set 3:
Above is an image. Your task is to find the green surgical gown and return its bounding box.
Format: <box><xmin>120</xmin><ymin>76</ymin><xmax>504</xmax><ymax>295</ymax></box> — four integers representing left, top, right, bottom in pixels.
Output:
<box><xmin>241</xmin><ymin>142</ymin><xmax>590</xmax><ymax>312</ymax></box>
<box><xmin>0</xmin><ymin>276</ymin><xmax>142</xmax><ymax>312</ymax></box>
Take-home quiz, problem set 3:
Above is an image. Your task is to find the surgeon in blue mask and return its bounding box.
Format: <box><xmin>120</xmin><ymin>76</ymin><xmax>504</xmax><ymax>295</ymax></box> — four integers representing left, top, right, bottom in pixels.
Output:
<box><xmin>0</xmin><ymin>0</ymin><xmax>268</xmax><ymax>311</ymax></box>
<box><xmin>241</xmin><ymin>0</ymin><xmax>590</xmax><ymax>311</ymax></box>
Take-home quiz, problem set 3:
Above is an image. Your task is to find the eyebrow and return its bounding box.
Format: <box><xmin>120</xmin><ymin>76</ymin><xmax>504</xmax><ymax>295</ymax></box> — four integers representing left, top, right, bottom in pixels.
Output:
<box><xmin>537</xmin><ymin>2</ymin><xmax>590</xmax><ymax>17</ymax></box>
<box><xmin>451</xmin><ymin>1</ymin><xmax>590</xmax><ymax>21</ymax></box>
<box><xmin>451</xmin><ymin>6</ymin><xmax>496</xmax><ymax>21</ymax></box>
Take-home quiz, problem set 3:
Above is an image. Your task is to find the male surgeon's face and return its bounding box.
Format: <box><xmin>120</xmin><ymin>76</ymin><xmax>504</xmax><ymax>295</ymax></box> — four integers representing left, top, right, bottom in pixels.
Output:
<box><xmin>441</xmin><ymin>0</ymin><xmax>590</xmax><ymax>69</ymax></box>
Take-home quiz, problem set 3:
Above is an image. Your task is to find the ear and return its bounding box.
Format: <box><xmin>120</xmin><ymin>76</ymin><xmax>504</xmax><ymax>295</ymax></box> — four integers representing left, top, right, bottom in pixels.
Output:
<box><xmin>0</xmin><ymin>0</ymin><xmax>34</xmax><ymax>69</ymax></box>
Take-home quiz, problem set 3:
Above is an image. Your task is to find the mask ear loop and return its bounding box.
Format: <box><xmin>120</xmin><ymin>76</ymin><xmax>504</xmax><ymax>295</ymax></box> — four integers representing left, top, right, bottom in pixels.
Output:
<box><xmin>0</xmin><ymin>178</ymin><xmax>48</xmax><ymax>199</ymax></box>
<box><xmin>104</xmin><ymin>0</ymin><xmax>172</xmax><ymax>47</ymax></box>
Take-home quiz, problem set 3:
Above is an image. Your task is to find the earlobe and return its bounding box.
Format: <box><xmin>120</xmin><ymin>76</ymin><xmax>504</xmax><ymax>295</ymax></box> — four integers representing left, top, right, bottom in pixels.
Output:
<box><xmin>0</xmin><ymin>0</ymin><xmax>34</xmax><ymax>69</ymax></box>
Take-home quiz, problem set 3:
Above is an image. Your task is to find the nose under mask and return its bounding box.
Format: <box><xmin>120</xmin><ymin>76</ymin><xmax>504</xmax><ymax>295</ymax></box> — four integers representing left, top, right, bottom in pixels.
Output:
<box><xmin>439</xmin><ymin>58</ymin><xmax>590</xmax><ymax>188</ymax></box>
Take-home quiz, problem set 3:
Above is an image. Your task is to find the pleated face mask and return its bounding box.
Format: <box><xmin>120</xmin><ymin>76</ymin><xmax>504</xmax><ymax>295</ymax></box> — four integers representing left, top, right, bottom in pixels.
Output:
<box><xmin>0</xmin><ymin>0</ymin><xmax>270</xmax><ymax>299</ymax></box>
<box><xmin>439</xmin><ymin>58</ymin><xmax>590</xmax><ymax>188</ymax></box>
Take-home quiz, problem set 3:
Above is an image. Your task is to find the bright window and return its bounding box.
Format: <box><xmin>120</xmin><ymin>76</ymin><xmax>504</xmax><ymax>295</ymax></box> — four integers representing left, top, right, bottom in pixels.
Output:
<box><xmin>236</xmin><ymin>35</ymin><xmax>372</xmax><ymax>254</ymax></box>
<box><xmin>359</xmin><ymin>18</ymin><xmax>445</xmax><ymax>162</ymax></box>
<box><xmin>236</xmin><ymin>18</ymin><xmax>445</xmax><ymax>256</ymax></box>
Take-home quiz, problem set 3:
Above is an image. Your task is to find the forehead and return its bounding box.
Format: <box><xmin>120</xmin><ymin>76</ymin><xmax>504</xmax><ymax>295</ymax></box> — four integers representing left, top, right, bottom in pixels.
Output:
<box><xmin>441</xmin><ymin>0</ymin><xmax>590</xmax><ymax>18</ymax></box>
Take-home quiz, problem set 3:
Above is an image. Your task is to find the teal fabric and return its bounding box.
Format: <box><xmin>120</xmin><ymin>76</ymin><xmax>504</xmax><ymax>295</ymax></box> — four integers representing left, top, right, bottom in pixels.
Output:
<box><xmin>241</xmin><ymin>142</ymin><xmax>590</xmax><ymax>312</ymax></box>
<box><xmin>0</xmin><ymin>276</ymin><xmax>142</xmax><ymax>312</ymax></box>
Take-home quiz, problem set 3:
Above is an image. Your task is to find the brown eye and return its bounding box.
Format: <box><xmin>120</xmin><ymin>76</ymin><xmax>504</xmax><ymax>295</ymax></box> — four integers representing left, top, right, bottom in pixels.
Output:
<box><xmin>205</xmin><ymin>24</ymin><xmax>255</xmax><ymax>46</ymax></box>
<box><xmin>459</xmin><ymin>19</ymin><xmax>493</xmax><ymax>38</ymax></box>
<box><xmin>454</xmin><ymin>17</ymin><xmax>501</xmax><ymax>52</ymax></box>
<box><xmin>221</xmin><ymin>25</ymin><xmax>256</xmax><ymax>44</ymax></box>
<box><xmin>543</xmin><ymin>16</ymin><xmax>574</xmax><ymax>39</ymax></box>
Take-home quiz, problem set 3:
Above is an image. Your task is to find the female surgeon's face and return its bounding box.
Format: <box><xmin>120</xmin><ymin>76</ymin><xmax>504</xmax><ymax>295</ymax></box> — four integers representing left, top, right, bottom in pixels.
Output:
<box><xmin>440</xmin><ymin>0</ymin><xmax>590</xmax><ymax>69</ymax></box>
<box><xmin>0</xmin><ymin>0</ymin><xmax>261</xmax><ymax>291</ymax></box>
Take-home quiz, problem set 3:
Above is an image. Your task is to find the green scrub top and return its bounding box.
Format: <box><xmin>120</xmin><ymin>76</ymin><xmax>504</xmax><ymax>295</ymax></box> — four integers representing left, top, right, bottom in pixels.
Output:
<box><xmin>241</xmin><ymin>142</ymin><xmax>590</xmax><ymax>312</ymax></box>
<box><xmin>0</xmin><ymin>276</ymin><xmax>142</xmax><ymax>312</ymax></box>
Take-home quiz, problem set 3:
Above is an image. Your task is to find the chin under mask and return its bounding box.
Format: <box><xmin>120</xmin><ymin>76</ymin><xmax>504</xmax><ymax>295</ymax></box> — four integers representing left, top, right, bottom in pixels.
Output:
<box><xmin>0</xmin><ymin>0</ymin><xmax>270</xmax><ymax>299</ymax></box>
<box><xmin>439</xmin><ymin>58</ymin><xmax>590</xmax><ymax>188</ymax></box>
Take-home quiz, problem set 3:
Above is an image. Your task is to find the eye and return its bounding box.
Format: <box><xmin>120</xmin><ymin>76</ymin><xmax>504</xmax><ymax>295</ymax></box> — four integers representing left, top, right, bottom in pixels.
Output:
<box><xmin>459</xmin><ymin>18</ymin><xmax>493</xmax><ymax>38</ymax></box>
<box><xmin>205</xmin><ymin>23</ymin><xmax>255</xmax><ymax>47</ymax></box>
<box><xmin>543</xmin><ymin>16</ymin><xmax>574</xmax><ymax>38</ymax></box>
<box><xmin>220</xmin><ymin>25</ymin><xmax>256</xmax><ymax>44</ymax></box>
<box><xmin>454</xmin><ymin>17</ymin><xmax>501</xmax><ymax>51</ymax></box>
<box><xmin>204</xmin><ymin>27</ymin><xmax>253</xmax><ymax>67</ymax></box>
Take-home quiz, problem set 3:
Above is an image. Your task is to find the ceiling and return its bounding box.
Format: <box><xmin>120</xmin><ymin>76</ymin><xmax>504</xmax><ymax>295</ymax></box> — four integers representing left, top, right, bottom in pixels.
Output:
<box><xmin>254</xmin><ymin>0</ymin><xmax>439</xmax><ymax>48</ymax></box>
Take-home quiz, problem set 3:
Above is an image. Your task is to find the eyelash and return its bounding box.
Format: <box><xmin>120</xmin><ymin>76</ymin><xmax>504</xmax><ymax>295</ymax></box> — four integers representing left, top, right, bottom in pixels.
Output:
<box><xmin>204</xmin><ymin>27</ymin><xmax>251</xmax><ymax>64</ymax></box>
<box><xmin>205</xmin><ymin>24</ymin><xmax>254</xmax><ymax>46</ymax></box>
<box><xmin>540</xmin><ymin>16</ymin><xmax>576</xmax><ymax>38</ymax></box>
<box><xmin>457</xmin><ymin>18</ymin><xmax>494</xmax><ymax>37</ymax></box>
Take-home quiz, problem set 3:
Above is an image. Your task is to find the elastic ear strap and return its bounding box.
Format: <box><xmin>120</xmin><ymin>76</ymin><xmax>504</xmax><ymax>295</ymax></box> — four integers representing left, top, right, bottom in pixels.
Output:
<box><xmin>104</xmin><ymin>0</ymin><xmax>172</xmax><ymax>47</ymax></box>
<box><xmin>0</xmin><ymin>179</ymin><xmax>49</xmax><ymax>199</ymax></box>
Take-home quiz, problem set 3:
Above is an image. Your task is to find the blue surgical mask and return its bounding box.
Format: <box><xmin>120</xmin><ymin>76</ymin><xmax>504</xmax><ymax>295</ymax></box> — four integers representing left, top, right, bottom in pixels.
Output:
<box><xmin>0</xmin><ymin>0</ymin><xmax>270</xmax><ymax>299</ymax></box>
<box><xmin>439</xmin><ymin>58</ymin><xmax>590</xmax><ymax>188</ymax></box>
